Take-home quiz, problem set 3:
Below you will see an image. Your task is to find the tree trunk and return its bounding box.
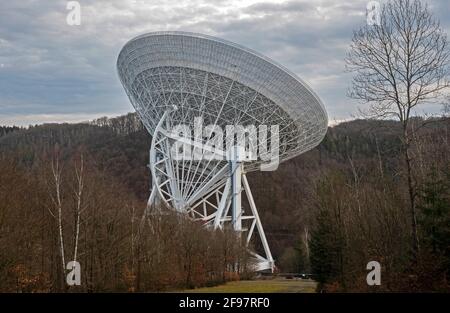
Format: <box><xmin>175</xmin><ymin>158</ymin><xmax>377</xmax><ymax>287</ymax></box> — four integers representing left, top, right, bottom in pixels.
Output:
<box><xmin>403</xmin><ymin>129</ymin><xmax>420</xmax><ymax>261</ymax></box>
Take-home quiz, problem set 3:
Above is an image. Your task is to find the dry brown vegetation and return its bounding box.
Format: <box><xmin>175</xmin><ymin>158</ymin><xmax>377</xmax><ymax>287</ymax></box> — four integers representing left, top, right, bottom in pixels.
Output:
<box><xmin>0</xmin><ymin>149</ymin><xmax>250</xmax><ymax>292</ymax></box>
<box><xmin>0</xmin><ymin>113</ymin><xmax>449</xmax><ymax>292</ymax></box>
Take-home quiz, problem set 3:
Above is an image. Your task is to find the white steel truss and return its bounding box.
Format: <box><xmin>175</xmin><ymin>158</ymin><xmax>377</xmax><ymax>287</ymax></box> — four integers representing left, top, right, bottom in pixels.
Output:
<box><xmin>117</xmin><ymin>32</ymin><xmax>328</xmax><ymax>169</ymax></box>
<box><xmin>147</xmin><ymin>110</ymin><xmax>274</xmax><ymax>271</ymax></box>
<box><xmin>118</xmin><ymin>31</ymin><xmax>328</xmax><ymax>273</ymax></box>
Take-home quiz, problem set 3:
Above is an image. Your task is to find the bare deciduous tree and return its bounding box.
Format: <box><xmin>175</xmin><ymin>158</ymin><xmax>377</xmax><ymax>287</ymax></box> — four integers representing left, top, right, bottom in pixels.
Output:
<box><xmin>346</xmin><ymin>0</ymin><xmax>450</xmax><ymax>259</ymax></box>
<box><xmin>72</xmin><ymin>154</ymin><xmax>84</xmax><ymax>267</ymax></box>
<box><xmin>49</xmin><ymin>152</ymin><xmax>66</xmax><ymax>281</ymax></box>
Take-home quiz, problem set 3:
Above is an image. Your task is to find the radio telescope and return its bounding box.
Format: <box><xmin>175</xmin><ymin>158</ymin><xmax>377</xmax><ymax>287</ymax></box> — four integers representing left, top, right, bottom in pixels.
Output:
<box><xmin>117</xmin><ymin>31</ymin><xmax>328</xmax><ymax>272</ymax></box>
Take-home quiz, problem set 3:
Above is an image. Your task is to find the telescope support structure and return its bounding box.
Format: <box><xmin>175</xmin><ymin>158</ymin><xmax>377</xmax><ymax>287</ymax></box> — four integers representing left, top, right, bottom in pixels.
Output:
<box><xmin>145</xmin><ymin>112</ymin><xmax>274</xmax><ymax>272</ymax></box>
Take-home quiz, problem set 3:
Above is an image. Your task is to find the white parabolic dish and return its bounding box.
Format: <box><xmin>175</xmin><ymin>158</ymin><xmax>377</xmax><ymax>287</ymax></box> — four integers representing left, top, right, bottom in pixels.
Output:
<box><xmin>117</xmin><ymin>31</ymin><xmax>328</xmax><ymax>272</ymax></box>
<box><xmin>117</xmin><ymin>31</ymin><xmax>328</xmax><ymax>169</ymax></box>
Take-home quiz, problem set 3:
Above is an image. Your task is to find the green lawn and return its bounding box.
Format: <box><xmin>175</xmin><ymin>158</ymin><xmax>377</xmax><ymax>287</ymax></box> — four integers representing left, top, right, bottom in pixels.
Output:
<box><xmin>181</xmin><ymin>279</ymin><xmax>317</xmax><ymax>293</ymax></box>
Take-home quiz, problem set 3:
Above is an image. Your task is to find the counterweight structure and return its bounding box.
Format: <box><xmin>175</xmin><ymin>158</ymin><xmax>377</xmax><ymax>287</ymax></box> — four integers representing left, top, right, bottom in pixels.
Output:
<box><xmin>117</xmin><ymin>32</ymin><xmax>328</xmax><ymax>271</ymax></box>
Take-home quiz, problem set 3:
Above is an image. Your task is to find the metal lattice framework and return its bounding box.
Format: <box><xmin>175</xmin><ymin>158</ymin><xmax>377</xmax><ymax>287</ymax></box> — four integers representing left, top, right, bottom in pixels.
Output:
<box><xmin>117</xmin><ymin>31</ymin><xmax>328</xmax><ymax>272</ymax></box>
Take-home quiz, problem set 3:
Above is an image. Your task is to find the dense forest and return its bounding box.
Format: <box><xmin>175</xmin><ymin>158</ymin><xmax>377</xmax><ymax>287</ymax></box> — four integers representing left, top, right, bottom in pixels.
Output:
<box><xmin>0</xmin><ymin>113</ymin><xmax>449</xmax><ymax>292</ymax></box>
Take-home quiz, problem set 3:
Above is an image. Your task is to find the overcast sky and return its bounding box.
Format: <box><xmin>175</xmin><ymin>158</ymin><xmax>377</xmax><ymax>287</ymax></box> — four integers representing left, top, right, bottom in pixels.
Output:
<box><xmin>0</xmin><ymin>0</ymin><xmax>449</xmax><ymax>126</ymax></box>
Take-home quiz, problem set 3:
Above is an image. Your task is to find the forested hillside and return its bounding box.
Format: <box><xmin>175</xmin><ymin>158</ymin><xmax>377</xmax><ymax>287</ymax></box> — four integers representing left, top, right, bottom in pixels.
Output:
<box><xmin>0</xmin><ymin>113</ymin><xmax>448</xmax><ymax>292</ymax></box>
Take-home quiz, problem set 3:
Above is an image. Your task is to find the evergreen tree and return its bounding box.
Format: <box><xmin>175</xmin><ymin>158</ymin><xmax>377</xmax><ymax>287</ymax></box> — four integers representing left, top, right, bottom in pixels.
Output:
<box><xmin>310</xmin><ymin>177</ymin><xmax>345</xmax><ymax>287</ymax></box>
<box><xmin>418</xmin><ymin>169</ymin><xmax>450</xmax><ymax>278</ymax></box>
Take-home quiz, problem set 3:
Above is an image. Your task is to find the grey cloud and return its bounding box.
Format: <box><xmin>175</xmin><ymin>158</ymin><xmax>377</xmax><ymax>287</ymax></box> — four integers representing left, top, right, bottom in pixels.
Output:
<box><xmin>0</xmin><ymin>0</ymin><xmax>449</xmax><ymax>126</ymax></box>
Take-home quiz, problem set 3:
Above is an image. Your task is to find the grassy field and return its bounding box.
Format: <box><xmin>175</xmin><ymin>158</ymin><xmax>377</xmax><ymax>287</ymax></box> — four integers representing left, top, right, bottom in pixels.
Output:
<box><xmin>181</xmin><ymin>278</ymin><xmax>317</xmax><ymax>293</ymax></box>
